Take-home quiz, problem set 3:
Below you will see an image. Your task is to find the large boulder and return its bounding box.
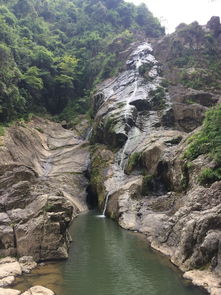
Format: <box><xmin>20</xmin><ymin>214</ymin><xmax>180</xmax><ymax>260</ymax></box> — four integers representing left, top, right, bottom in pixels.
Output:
<box><xmin>0</xmin><ymin>257</ymin><xmax>21</xmax><ymax>287</ymax></box>
<box><xmin>21</xmin><ymin>286</ymin><xmax>54</xmax><ymax>295</ymax></box>
<box><xmin>18</xmin><ymin>256</ymin><xmax>37</xmax><ymax>274</ymax></box>
<box><xmin>0</xmin><ymin>288</ymin><xmax>21</xmax><ymax>295</ymax></box>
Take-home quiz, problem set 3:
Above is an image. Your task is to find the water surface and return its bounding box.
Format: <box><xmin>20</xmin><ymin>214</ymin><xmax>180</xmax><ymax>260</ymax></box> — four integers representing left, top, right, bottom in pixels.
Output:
<box><xmin>15</xmin><ymin>211</ymin><xmax>206</xmax><ymax>295</ymax></box>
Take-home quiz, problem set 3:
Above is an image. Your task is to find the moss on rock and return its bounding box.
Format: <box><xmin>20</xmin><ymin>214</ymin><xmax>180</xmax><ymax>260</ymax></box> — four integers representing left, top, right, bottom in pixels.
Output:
<box><xmin>90</xmin><ymin>145</ymin><xmax>114</xmax><ymax>206</ymax></box>
<box><xmin>125</xmin><ymin>151</ymin><xmax>142</xmax><ymax>174</ymax></box>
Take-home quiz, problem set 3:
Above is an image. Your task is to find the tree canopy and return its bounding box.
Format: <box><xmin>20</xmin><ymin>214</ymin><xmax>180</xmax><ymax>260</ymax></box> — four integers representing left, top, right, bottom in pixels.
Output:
<box><xmin>0</xmin><ymin>0</ymin><xmax>164</xmax><ymax>122</ymax></box>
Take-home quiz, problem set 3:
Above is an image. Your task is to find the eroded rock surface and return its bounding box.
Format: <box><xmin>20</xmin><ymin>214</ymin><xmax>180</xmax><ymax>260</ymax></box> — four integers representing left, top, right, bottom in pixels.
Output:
<box><xmin>0</xmin><ymin>117</ymin><xmax>89</xmax><ymax>261</ymax></box>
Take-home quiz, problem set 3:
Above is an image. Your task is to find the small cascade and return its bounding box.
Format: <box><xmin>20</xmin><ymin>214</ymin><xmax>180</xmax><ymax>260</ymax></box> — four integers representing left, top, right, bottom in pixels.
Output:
<box><xmin>119</xmin><ymin>137</ymin><xmax>130</xmax><ymax>169</ymax></box>
<box><xmin>97</xmin><ymin>192</ymin><xmax>110</xmax><ymax>218</ymax></box>
<box><xmin>85</xmin><ymin>127</ymin><xmax>93</xmax><ymax>140</ymax></box>
<box><xmin>120</xmin><ymin>57</ymin><xmax>140</xmax><ymax>170</ymax></box>
<box><xmin>118</xmin><ymin>41</ymin><xmax>163</xmax><ymax>172</ymax></box>
<box><xmin>102</xmin><ymin>192</ymin><xmax>110</xmax><ymax>215</ymax></box>
<box><xmin>124</xmin><ymin>80</ymin><xmax>138</xmax><ymax>125</ymax></box>
<box><xmin>136</xmin><ymin>58</ymin><xmax>142</xmax><ymax>70</ymax></box>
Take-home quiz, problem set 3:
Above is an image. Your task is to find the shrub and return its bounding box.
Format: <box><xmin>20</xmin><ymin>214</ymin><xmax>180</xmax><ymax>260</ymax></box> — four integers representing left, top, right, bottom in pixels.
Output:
<box><xmin>125</xmin><ymin>152</ymin><xmax>141</xmax><ymax>174</ymax></box>
<box><xmin>184</xmin><ymin>104</ymin><xmax>221</xmax><ymax>163</ymax></box>
<box><xmin>185</xmin><ymin>104</ymin><xmax>221</xmax><ymax>186</ymax></box>
<box><xmin>138</xmin><ymin>63</ymin><xmax>153</xmax><ymax>76</ymax></box>
<box><xmin>198</xmin><ymin>168</ymin><xmax>221</xmax><ymax>186</ymax></box>
<box><xmin>149</xmin><ymin>86</ymin><xmax>166</xmax><ymax>109</ymax></box>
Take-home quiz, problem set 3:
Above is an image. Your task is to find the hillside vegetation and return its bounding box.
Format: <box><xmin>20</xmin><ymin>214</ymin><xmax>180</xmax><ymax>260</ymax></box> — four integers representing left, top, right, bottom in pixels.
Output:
<box><xmin>185</xmin><ymin>104</ymin><xmax>221</xmax><ymax>185</ymax></box>
<box><xmin>0</xmin><ymin>0</ymin><xmax>164</xmax><ymax>122</ymax></box>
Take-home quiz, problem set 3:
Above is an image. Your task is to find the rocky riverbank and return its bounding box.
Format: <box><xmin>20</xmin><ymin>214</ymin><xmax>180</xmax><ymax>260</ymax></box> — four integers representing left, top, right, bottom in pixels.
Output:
<box><xmin>0</xmin><ymin>256</ymin><xmax>55</xmax><ymax>295</ymax></box>
<box><xmin>0</xmin><ymin>286</ymin><xmax>54</xmax><ymax>295</ymax></box>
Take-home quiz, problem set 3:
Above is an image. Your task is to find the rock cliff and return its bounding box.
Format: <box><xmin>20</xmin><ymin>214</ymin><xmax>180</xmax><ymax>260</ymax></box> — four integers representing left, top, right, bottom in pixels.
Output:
<box><xmin>0</xmin><ymin>117</ymin><xmax>89</xmax><ymax>261</ymax></box>
<box><xmin>90</xmin><ymin>18</ymin><xmax>221</xmax><ymax>295</ymax></box>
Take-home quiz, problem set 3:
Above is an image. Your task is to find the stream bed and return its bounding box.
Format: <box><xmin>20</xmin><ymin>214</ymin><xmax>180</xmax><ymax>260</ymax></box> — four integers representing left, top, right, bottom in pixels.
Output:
<box><xmin>14</xmin><ymin>211</ymin><xmax>206</xmax><ymax>295</ymax></box>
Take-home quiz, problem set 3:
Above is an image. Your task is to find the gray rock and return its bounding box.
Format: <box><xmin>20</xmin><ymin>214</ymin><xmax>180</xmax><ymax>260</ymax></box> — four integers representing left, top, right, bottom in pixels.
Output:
<box><xmin>90</xmin><ymin>39</ymin><xmax>221</xmax><ymax>295</ymax></box>
<box><xmin>19</xmin><ymin>256</ymin><xmax>37</xmax><ymax>274</ymax></box>
<box><xmin>21</xmin><ymin>286</ymin><xmax>54</xmax><ymax>295</ymax></box>
<box><xmin>0</xmin><ymin>117</ymin><xmax>89</xmax><ymax>260</ymax></box>
<box><xmin>0</xmin><ymin>288</ymin><xmax>21</xmax><ymax>295</ymax></box>
<box><xmin>0</xmin><ymin>257</ymin><xmax>22</xmax><ymax>279</ymax></box>
<box><xmin>0</xmin><ymin>276</ymin><xmax>15</xmax><ymax>287</ymax></box>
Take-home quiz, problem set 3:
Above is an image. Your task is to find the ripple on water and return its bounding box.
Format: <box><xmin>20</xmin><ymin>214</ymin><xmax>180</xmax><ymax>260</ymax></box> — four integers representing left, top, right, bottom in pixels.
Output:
<box><xmin>14</xmin><ymin>212</ymin><xmax>206</xmax><ymax>295</ymax></box>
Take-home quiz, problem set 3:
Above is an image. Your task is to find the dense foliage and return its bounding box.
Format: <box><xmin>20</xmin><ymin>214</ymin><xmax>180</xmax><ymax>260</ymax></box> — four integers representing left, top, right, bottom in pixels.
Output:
<box><xmin>159</xmin><ymin>21</ymin><xmax>221</xmax><ymax>91</ymax></box>
<box><xmin>185</xmin><ymin>104</ymin><xmax>221</xmax><ymax>185</ymax></box>
<box><xmin>0</xmin><ymin>0</ymin><xmax>164</xmax><ymax>122</ymax></box>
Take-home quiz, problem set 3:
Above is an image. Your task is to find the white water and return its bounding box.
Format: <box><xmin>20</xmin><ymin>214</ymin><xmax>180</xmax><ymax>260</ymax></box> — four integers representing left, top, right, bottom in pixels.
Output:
<box><xmin>119</xmin><ymin>136</ymin><xmax>130</xmax><ymax>169</ymax></box>
<box><xmin>119</xmin><ymin>42</ymin><xmax>163</xmax><ymax>171</ymax></box>
<box><xmin>97</xmin><ymin>192</ymin><xmax>111</xmax><ymax>218</ymax></box>
<box><xmin>119</xmin><ymin>54</ymin><xmax>141</xmax><ymax>170</ymax></box>
<box><xmin>120</xmin><ymin>80</ymin><xmax>138</xmax><ymax>170</ymax></box>
<box><xmin>103</xmin><ymin>192</ymin><xmax>110</xmax><ymax>215</ymax></box>
<box><xmin>124</xmin><ymin>80</ymin><xmax>138</xmax><ymax>119</ymax></box>
<box><xmin>85</xmin><ymin>127</ymin><xmax>93</xmax><ymax>140</ymax></box>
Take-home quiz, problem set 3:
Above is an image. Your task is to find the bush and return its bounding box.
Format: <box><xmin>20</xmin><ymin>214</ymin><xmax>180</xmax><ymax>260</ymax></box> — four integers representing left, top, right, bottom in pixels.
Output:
<box><xmin>184</xmin><ymin>104</ymin><xmax>221</xmax><ymax>163</ymax></box>
<box><xmin>185</xmin><ymin>104</ymin><xmax>221</xmax><ymax>186</ymax></box>
<box><xmin>149</xmin><ymin>86</ymin><xmax>166</xmax><ymax>109</ymax></box>
<box><xmin>138</xmin><ymin>63</ymin><xmax>153</xmax><ymax>76</ymax></box>
<box><xmin>198</xmin><ymin>168</ymin><xmax>221</xmax><ymax>186</ymax></box>
<box><xmin>125</xmin><ymin>152</ymin><xmax>141</xmax><ymax>174</ymax></box>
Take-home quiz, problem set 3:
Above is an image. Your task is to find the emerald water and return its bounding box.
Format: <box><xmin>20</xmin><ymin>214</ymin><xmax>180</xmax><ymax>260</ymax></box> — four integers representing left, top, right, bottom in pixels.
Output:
<box><xmin>15</xmin><ymin>211</ymin><xmax>206</xmax><ymax>295</ymax></box>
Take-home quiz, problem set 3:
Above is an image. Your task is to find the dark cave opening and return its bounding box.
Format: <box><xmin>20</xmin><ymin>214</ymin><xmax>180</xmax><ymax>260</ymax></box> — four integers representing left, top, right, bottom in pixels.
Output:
<box><xmin>86</xmin><ymin>185</ymin><xmax>98</xmax><ymax>209</ymax></box>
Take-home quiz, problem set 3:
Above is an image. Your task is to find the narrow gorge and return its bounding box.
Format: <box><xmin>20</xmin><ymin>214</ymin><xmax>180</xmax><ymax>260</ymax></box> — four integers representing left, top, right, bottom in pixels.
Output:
<box><xmin>0</xmin><ymin>1</ymin><xmax>221</xmax><ymax>294</ymax></box>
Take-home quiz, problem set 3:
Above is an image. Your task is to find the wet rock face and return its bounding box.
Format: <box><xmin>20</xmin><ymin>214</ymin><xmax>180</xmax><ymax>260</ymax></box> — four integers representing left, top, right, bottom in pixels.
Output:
<box><xmin>0</xmin><ymin>117</ymin><xmax>89</xmax><ymax>261</ymax></box>
<box><xmin>91</xmin><ymin>42</ymin><xmax>167</xmax><ymax>150</ymax></box>
<box><xmin>90</xmin><ymin>38</ymin><xmax>221</xmax><ymax>294</ymax></box>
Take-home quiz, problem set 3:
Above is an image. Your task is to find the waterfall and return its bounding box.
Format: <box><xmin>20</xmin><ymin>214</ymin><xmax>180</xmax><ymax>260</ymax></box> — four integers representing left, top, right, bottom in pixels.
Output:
<box><xmin>102</xmin><ymin>192</ymin><xmax>110</xmax><ymax>215</ymax></box>
<box><xmin>124</xmin><ymin>80</ymin><xmax>138</xmax><ymax>124</ymax></box>
<box><xmin>119</xmin><ymin>75</ymin><xmax>139</xmax><ymax>170</ymax></box>
<box><xmin>97</xmin><ymin>192</ymin><xmax>110</xmax><ymax>218</ymax></box>
<box><xmin>85</xmin><ymin>127</ymin><xmax>93</xmax><ymax>140</ymax></box>
<box><xmin>119</xmin><ymin>139</ymin><xmax>129</xmax><ymax>169</ymax></box>
<box><xmin>136</xmin><ymin>58</ymin><xmax>142</xmax><ymax>70</ymax></box>
<box><xmin>118</xmin><ymin>42</ymin><xmax>158</xmax><ymax>171</ymax></box>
